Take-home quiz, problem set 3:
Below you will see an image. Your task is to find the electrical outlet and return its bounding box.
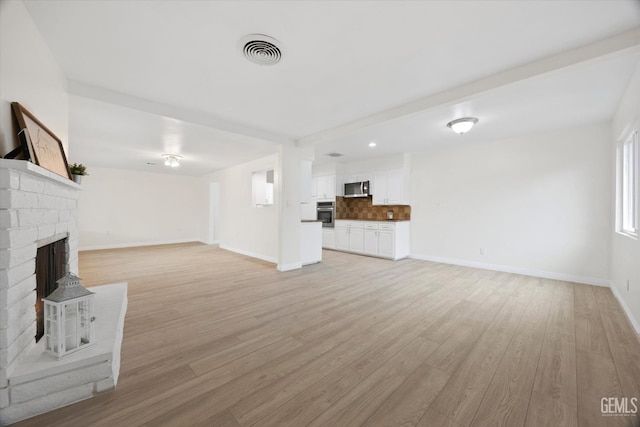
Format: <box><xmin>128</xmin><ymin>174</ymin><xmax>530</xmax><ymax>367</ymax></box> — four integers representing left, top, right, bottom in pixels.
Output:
<box><xmin>479</xmin><ymin>248</ymin><xmax>485</xmax><ymax>255</ymax></box>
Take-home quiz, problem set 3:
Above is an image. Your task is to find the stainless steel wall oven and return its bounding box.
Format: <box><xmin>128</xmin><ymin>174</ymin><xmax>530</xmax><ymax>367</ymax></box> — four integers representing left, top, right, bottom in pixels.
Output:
<box><xmin>316</xmin><ymin>201</ymin><xmax>335</xmax><ymax>228</ymax></box>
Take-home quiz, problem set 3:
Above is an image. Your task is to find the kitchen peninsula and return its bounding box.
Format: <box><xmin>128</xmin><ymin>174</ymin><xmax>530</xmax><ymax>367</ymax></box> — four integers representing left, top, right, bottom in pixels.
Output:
<box><xmin>301</xmin><ymin>220</ymin><xmax>322</xmax><ymax>265</ymax></box>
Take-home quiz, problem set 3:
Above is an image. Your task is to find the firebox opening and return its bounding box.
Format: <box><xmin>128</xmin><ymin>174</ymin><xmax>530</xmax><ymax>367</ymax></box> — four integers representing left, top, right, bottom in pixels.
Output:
<box><xmin>35</xmin><ymin>237</ymin><xmax>68</xmax><ymax>342</ymax></box>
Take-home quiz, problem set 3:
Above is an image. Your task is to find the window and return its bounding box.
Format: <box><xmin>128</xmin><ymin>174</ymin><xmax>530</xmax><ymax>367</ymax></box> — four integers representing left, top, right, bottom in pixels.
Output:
<box><xmin>618</xmin><ymin>130</ymin><xmax>638</xmax><ymax>238</ymax></box>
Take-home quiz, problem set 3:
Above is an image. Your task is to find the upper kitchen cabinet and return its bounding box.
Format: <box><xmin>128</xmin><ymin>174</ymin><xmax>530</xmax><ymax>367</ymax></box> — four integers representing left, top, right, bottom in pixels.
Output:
<box><xmin>372</xmin><ymin>169</ymin><xmax>408</xmax><ymax>205</ymax></box>
<box><xmin>342</xmin><ymin>173</ymin><xmax>373</xmax><ymax>186</ymax></box>
<box><xmin>316</xmin><ymin>175</ymin><xmax>336</xmax><ymax>200</ymax></box>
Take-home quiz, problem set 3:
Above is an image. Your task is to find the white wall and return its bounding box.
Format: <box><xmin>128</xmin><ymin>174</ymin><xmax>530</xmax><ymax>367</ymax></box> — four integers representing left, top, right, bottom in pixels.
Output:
<box><xmin>204</xmin><ymin>154</ymin><xmax>279</xmax><ymax>263</ymax></box>
<box><xmin>77</xmin><ymin>166</ymin><xmax>207</xmax><ymax>250</ymax></box>
<box><xmin>208</xmin><ymin>182</ymin><xmax>220</xmax><ymax>244</ymax></box>
<box><xmin>410</xmin><ymin>123</ymin><xmax>612</xmax><ymax>285</ymax></box>
<box><xmin>0</xmin><ymin>0</ymin><xmax>71</xmax><ymax>401</ymax></box>
<box><xmin>0</xmin><ymin>0</ymin><xmax>69</xmax><ymax>156</ymax></box>
<box><xmin>611</xmin><ymin>60</ymin><xmax>640</xmax><ymax>333</ymax></box>
<box><xmin>337</xmin><ymin>153</ymin><xmax>405</xmax><ymax>176</ymax></box>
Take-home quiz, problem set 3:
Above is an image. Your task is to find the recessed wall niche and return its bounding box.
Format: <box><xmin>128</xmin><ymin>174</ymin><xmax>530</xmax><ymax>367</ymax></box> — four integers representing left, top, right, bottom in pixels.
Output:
<box><xmin>252</xmin><ymin>169</ymin><xmax>274</xmax><ymax>207</ymax></box>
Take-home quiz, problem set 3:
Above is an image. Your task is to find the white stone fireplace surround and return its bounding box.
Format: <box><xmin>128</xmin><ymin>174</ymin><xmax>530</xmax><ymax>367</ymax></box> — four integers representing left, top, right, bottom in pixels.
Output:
<box><xmin>0</xmin><ymin>159</ymin><xmax>126</xmax><ymax>425</ymax></box>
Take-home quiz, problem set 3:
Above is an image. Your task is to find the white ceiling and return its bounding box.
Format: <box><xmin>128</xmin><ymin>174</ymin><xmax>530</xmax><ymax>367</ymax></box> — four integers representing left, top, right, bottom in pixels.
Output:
<box><xmin>69</xmin><ymin>96</ymin><xmax>279</xmax><ymax>176</ymax></box>
<box><xmin>315</xmin><ymin>51</ymin><xmax>640</xmax><ymax>162</ymax></box>
<box><xmin>22</xmin><ymin>0</ymin><xmax>640</xmax><ymax>175</ymax></box>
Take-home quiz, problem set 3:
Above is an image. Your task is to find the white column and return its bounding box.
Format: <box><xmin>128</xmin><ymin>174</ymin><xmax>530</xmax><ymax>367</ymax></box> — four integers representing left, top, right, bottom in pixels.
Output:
<box><xmin>276</xmin><ymin>144</ymin><xmax>314</xmax><ymax>271</ymax></box>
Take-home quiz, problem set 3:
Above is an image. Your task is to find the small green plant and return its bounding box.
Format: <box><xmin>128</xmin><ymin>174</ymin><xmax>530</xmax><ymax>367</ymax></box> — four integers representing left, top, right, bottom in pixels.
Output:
<box><xmin>69</xmin><ymin>163</ymin><xmax>88</xmax><ymax>176</ymax></box>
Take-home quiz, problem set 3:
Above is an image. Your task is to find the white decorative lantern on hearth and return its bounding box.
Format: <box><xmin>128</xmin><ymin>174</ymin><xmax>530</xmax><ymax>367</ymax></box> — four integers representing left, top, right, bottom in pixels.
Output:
<box><xmin>43</xmin><ymin>273</ymin><xmax>96</xmax><ymax>359</ymax></box>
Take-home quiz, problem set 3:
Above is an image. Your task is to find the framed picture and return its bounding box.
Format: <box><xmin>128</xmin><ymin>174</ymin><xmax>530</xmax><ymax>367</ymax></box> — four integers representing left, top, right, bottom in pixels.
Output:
<box><xmin>11</xmin><ymin>102</ymin><xmax>71</xmax><ymax>180</ymax></box>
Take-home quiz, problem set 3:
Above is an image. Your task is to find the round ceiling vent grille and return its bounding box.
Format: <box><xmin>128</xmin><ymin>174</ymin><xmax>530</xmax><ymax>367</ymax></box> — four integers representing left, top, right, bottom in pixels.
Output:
<box><xmin>240</xmin><ymin>34</ymin><xmax>282</xmax><ymax>66</ymax></box>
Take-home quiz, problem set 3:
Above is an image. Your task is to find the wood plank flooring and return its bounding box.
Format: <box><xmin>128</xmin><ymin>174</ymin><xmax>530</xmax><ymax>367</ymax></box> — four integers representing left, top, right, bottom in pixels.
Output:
<box><xmin>15</xmin><ymin>243</ymin><xmax>640</xmax><ymax>427</ymax></box>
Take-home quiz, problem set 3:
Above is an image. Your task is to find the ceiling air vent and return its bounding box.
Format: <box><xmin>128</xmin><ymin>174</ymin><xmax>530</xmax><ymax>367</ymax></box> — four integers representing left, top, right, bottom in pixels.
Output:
<box><xmin>240</xmin><ymin>34</ymin><xmax>282</xmax><ymax>66</ymax></box>
<box><xmin>326</xmin><ymin>152</ymin><xmax>344</xmax><ymax>158</ymax></box>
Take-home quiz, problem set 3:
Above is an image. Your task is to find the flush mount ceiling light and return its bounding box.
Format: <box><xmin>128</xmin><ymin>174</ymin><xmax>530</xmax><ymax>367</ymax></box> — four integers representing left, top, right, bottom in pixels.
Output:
<box><xmin>162</xmin><ymin>154</ymin><xmax>182</xmax><ymax>168</ymax></box>
<box><xmin>240</xmin><ymin>34</ymin><xmax>283</xmax><ymax>66</ymax></box>
<box><xmin>447</xmin><ymin>117</ymin><xmax>479</xmax><ymax>134</ymax></box>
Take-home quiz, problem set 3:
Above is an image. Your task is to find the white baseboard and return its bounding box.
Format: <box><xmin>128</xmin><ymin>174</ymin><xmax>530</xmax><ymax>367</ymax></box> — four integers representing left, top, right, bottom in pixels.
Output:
<box><xmin>277</xmin><ymin>262</ymin><xmax>302</xmax><ymax>272</ymax></box>
<box><xmin>80</xmin><ymin>239</ymin><xmax>202</xmax><ymax>251</ymax></box>
<box><xmin>218</xmin><ymin>244</ymin><xmax>277</xmax><ymax>264</ymax></box>
<box><xmin>610</xmin><ymin>284</ymin><xmax>640</xmax><ymax>337</ymax></box>
<box><xmin>409</xmin><ymin>253</ymin><xmax>610</xmax><ymax>287</ymax></box>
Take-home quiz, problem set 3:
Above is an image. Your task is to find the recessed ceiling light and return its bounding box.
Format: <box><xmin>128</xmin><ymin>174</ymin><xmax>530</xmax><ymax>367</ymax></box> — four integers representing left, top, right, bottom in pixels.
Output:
<box><xmin>447</xmin><ymin>117</ymin><xmax>479</xmax><ymax>134</ymax></box>
<box><xmin>368</xmin><ymin>142</ymin><xmax>376</xmax><ymax>147</ymax></box>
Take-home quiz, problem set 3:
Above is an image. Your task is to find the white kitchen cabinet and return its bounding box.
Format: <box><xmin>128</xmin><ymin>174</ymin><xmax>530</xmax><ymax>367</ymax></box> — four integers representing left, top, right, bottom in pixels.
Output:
<box><xmin>342</xmin><ymin>173</ymin><xmax>373</xmax><ymax>188</ymax></box>
<box><xmin>315</xmin><ymin>175</ymin><xmax>336</xmax><ymax>200</ymax></box>
<box><xmin>335</xmin><ymin>226</ymin><xmax>349</xmax><ymax>250</ymax></box>
<box><xmin>336</xmin><ymin>175</ymin><xmax>344</xmax><ymax>197</ymax></box>
<box><xmin>311</xmin><ymin>177</ymin><xmax>318</xmax><ymax>198</ymax></box>
<box><xmin>335</xmin><ymin>220</ymin><xmax>364</xmax><ymax>253</ymax></box>
<box><xmin>364</xmin><ymin>223</ymin><xmax>394</xmax><ymax>258</ymax></box>
<box><xmin>372</xmin><ymin>172</ymin><xmax>388</xmax><ymax>205</ymax></box>
<box><xmin>378</xmin><ymin>229</ymin><xmax>395</xmax><ymax>258</ymax></box>
<box><xmin>322</xmin><ymin>228</ymin><xmax>336</xmax><ymax>249</ymax></box>
<box><xmin>349</xmin><ymin>227</ymin><xmax>364</xmax><ymax>253</ymax></box>
<box><xmin>372</xmin><ymin>169</ymin><xmax>407</xmax><ymax>205</ymax></box>
<box><xmin>386</xmin><ymin>169</ymin><xmax>405</xmax><ymax>204</ymax></box>
<box><xmin>364</xmin><ymin>227</ymin><xmax>379</xmax><ymax>255</ymax></box>
<box><xmin>334</xmin><ymin>220</ymin><xmax>409</xmax><ymax>260</ymax></box>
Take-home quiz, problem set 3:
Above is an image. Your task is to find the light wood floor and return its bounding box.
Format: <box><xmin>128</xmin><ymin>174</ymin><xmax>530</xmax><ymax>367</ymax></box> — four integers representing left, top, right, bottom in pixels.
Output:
<box><xmin>16</xmin><ymin>243</ymin><xmax>640</xmax><ymax>427</ymax></box>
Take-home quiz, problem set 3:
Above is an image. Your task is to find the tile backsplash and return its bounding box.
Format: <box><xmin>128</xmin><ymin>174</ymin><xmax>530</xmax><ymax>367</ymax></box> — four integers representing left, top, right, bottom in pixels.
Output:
<box><xmin>335</xmin><ymin>196</ymin><xmax>411</xmax><ymax>220</ymax></box>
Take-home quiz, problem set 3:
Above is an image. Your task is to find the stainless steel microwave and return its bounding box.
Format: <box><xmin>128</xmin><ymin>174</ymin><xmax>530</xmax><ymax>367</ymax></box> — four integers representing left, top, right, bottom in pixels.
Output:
<box><xmin>344</xmin><ymin>181</ymin><xmax>370</xmax><ymax>198</ymax></box>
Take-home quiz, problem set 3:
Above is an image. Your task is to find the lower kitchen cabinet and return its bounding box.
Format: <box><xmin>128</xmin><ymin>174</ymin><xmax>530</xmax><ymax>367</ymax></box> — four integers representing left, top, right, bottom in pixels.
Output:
<box><xmin>349</xmin><ymin>228</ymin><xmax>364</xmax><ymax>253</ymax></box>
<box><xmin>364</xmin><ymin>228</ymin><xmax>379</xmax><ymax>255</ymax></box>
<box><xmin>378</xmin><ymin>229</ymin><xmax>395</xmax><ymax>258</ymax></box>
<box><xmin>335</xmin><ymin>220</ymin><xmax>362</xmax><ymax>252</ymax></box>
<box><xmin>322</xmin><ymin>228</ymin><xmax>336</xmax><ymax>249</ymax></box>
<box><xmin>335</xmin><ymin>227</ymin><xmax>349</xmax><ymax>250</ymax></box>
<box><xmin>334</xmin><ymin>220</ymin><xmax>409</xmax><ymax>260</ymax></box>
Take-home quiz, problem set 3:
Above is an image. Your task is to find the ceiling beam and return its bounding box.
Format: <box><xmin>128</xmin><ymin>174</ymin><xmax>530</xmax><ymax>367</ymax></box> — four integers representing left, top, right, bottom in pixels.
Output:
<box><xmin>67</xmin><ymin>80</ymin><xmax>296</xmax><ymax>146</ymax></box>
<box><xmin>297</xmin><ymin>27</ymin><xmax>640</xmax><ymax>147</ymax></box>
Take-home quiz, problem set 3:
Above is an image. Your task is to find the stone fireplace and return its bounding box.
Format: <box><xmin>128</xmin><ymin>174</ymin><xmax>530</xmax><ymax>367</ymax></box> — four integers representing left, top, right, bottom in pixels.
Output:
<box><xmin>0</xmin><ymin>159</ymin><xmax>127</xmax><ymax>424</ymax></box>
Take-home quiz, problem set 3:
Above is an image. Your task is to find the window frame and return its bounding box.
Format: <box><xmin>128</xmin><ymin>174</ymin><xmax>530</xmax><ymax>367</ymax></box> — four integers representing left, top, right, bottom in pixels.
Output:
<box><xmin>617</xmin><ymin>130</ymin><xmax>639</xmax><ymax>239</ymax></box>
